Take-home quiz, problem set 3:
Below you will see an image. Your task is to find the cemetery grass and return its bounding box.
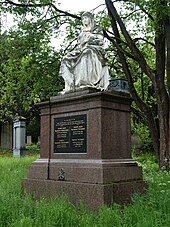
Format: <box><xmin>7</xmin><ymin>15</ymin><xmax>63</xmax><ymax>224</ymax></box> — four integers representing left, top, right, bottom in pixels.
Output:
<box><xmin>0</xmin><ymin>153</ymin><xmax>169</xmax><ymax>227</ymax></box>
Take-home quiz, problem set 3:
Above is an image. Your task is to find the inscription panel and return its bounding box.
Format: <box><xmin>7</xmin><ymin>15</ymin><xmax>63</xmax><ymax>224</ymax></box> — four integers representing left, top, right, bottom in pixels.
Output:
<box><xmin>54</xmin><ymin>115</ymin><xmax>87</xmax><ymax>153</ymax></box>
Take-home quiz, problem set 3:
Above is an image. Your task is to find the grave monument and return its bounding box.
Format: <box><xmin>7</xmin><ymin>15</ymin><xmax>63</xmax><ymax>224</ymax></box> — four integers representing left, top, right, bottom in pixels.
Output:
<box><xmin>13</xmin><ymin>116</ymin><xmax>26</xmax><ymax>157</ymax></box>
<box><xmin>22</xmin><ymin>12</ymin><xmax>147</xmax><ymax>210</ymax></box>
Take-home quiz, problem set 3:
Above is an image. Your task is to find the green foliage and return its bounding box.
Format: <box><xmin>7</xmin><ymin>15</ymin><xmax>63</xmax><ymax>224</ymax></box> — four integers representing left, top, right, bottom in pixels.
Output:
<box><xmin>0</xmin><ymin>147</ymin><xmax>12</xmax><ymax>157</ymax></box>
<box><xmin>133</xmin><ymin>152</ymin><xmax>159</xmax><ymax>173</ymax></box>
<box><xmin>0</xmin><ymin>20</ymin><xmax>63</xmax><ymax>121</ymax></box>
<box><xmin>65</xmin><ymin>16</ymin><xmax>82</xmax><ymax>41</ymax></box>
<box><xmin>131</xmin><ymin>121</ymin><xmax>153</xmax><ymax>153</ymax></box>
<box><xmin>26</xmin><ymin>116</ymin><xmax>40</xmax><ymax>142</ymax></box>
<box><xmin>0</xmin><ymin>0</ymin><xmax>58</xmax><ymax>18</ymax></box>
<box><xmin>0</xmin><ymin>154</ymin><xmax>169</xmax><ymax>227</ymax></box>
<box><xmin>95</xmin><ymin>11</ymin><xmax>111</xmax><ymax>30</ymax></box>
<box><xmin>0</xmin><ymin>0</ymin><xmax>169</xmax><ymax>167</ymax></box>
<box><xmin>26</xmin><ymin>143</ymin><xmax>40</xmax><ymax>154</ymax></box>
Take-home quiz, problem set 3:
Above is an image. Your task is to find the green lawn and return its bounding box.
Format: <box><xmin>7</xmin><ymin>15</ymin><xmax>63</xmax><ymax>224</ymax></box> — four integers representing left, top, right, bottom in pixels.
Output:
<box><xmin>0</xmin><ymin>153</ymin><xmax>169</xmax><ymax>227</ymax></box>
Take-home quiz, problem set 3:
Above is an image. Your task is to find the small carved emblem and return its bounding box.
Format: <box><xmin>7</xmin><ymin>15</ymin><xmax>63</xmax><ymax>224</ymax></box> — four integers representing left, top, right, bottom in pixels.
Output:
<box><xmin>58</xmin><ymin>168</ymin><xmax>65</xmax><ymax>181</ymax></box>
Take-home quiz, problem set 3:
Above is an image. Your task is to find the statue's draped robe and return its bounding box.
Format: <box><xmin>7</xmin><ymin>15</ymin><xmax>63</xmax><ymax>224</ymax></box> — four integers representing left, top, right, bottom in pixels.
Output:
<box><xmin>60</xmin><ymin>25</ymin><xmax>109</xmax><ymax>92</ymax></box>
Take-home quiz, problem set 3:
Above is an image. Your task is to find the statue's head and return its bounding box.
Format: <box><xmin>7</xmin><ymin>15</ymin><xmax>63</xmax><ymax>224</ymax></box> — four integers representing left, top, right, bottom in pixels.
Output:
<box><xmin>81</xmin><ymin>12</ymin><xmax>94</xmax><ymax>28</ymax></box>
<box><xmin>81</xmin><ymin>12</ymin><xmax>94</xmax><ymax>20</ymax></box>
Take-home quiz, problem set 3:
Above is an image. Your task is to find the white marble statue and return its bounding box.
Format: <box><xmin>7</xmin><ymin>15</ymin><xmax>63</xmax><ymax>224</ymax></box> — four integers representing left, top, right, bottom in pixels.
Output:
<box><xmin>59</xmin><ymin>12</ymin><xmax>109</xmax><ymax>93</ymax></box>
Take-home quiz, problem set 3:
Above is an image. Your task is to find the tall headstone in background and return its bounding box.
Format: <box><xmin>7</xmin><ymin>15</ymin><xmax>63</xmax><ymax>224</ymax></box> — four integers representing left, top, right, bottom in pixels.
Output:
<box><xmin>22</xmin><ymin>12</ymin><xmax>147</xmax><ymax>210</ymax></box>
<box><xmin>26</xmin><ymin>136</ymin><xmax>32</xmax><ymax>145</ymax></box>
<box><xmin>0</xmin><ymin>121</ymin><xmax>12</xmax><ymax>149</ymax></box>
<box><xmin>13</xmin><ymin>116</ymin><xmax>26</xmax><ymax>157</ymax></box>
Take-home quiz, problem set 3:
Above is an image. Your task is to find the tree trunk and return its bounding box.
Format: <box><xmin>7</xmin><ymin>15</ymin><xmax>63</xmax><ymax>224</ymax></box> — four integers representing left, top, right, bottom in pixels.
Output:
<box><xmin>105</xmin><ymin>0</ymin><xmax>170</xmax><ymax>168</ymax></box>
<box><xmin>165</xmin><ymin>14</ymin><xmax>170</xmax><ymax>170</ymax></box>
<box><xmin>166</xmin><ymin>18</ymin><xmax>170</xmax><ymax>96</ymax></box>
<box><xmin>154</xmin><ymin>1</ymin><xmax>170</xmax><ymax>169</ymax></box>
<box><xmin>146</xmin><ymin>112</ymin><xmax>160</xmax><ymax>161</ymax></box>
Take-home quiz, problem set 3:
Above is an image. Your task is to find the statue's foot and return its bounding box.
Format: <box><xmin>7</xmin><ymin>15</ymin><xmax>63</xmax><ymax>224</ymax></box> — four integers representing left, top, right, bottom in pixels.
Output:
<box><xmin>58</xmin><ymin>88</ymin><xmax>76</xmax><ymax>95</ymax></box>
<box><xmin>58</xmin><ymin>90</ymin><xmax>66</xmax><ymax>95</ymax></box>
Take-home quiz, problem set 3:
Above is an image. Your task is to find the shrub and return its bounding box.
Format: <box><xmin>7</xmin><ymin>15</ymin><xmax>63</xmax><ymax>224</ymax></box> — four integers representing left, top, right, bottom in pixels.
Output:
<box><xmin>131</xmin><ymin>122</ymin><xmax>153</xmax><ymax>153</ymax></box>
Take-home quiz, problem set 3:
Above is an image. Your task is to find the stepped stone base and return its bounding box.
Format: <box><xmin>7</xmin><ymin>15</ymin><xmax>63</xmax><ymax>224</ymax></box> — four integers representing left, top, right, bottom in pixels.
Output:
<box><xmin>22</xmin><ymin>90</ymin><xmax>148</xmax><ymax>210</ymax></box>
<box><xmin>22</xmin><ymin>178</ymin><xmax>147</xmax><ymax>210</ymax></box>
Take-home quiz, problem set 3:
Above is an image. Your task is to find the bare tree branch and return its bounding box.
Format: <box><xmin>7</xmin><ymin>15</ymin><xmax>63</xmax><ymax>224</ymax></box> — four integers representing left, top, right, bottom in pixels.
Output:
<box><xmin>113</xmin><ymin>0</ymin><xmax>154</xmax><ymax>21</ymax></box>
<box><xmin>91</xmin><ymin>4</ymin><xmax>106</xmax><ymax>12</ymax></box>
<box><xmin>3</xmin><ymin>0</ymin><xmax>81</xmax><ymax>20</ymax></box>
<box><xmin>133</xmin><ymin>37</ymin><xmax>155</xmax><ymax>47</ymax></box>
<box><xmin>103</xmin><ymin>30</ymin><xmax>136</xmax><ymax>60</ymax></box>
<box><xmin>105</xmin><ymin>0</ymin><xmax>158</xmax><ymax>140</ymax></box>
<box><xmin>105</xmin><ymin>0</ymin><xmax>155</xmax><ymax>83</ymax></box>
<box><xmin>130</xmin><ymin>106</ymin><xmax>146</xmax><ymax>120</ymax></box>
<box><xmin>121</xmin><ymin>9</ymin><xmax>141</xmax><ymax>20</ymax></box>
<box><xmin>105</xmin><ymin>29</ymin><xmax>128</xmax><ymax>46</ymax></box>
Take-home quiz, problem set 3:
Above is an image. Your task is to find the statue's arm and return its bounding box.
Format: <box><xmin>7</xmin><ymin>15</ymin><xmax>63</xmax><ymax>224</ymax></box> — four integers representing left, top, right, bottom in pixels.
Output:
<box><xmin>87</xmin><ymin>25</ymin><xmax>104</xmax><ymax>45</ymax></box>
<box><xmin>88</xmin><ymin>33</ymin><xmax>104</xmax><ymax>46</ymax></box>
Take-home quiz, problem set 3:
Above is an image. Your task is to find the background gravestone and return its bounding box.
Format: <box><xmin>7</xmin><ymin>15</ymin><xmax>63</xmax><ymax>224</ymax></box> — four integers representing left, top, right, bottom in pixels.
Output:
<box><xmin>13</xmin><ymin>116</ymin><xmax>26</xmax><ymax>157</ymax></box>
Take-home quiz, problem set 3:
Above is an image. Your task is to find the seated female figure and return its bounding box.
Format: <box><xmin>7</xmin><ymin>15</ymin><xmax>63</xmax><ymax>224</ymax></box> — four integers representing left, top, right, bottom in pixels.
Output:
<box><xmin>59</xmin><ymin>12</ymin><xmax>109</xmax><ymax>93</ymax></box>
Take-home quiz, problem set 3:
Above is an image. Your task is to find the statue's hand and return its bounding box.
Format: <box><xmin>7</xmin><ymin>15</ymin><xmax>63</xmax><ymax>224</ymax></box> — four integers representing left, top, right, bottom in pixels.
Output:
<box><xmin>80</xmin><ymin>41</ymin><xmax>88</xmax><ymax>49</ymax></box>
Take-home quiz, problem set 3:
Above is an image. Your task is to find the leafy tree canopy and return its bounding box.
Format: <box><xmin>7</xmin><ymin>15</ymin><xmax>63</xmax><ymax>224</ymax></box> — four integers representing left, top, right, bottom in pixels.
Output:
<box><xmin>0</xmin><ymin>18</ymin><xmax>63</xmax><ymax>121</ymax></box>
<box><xmin>0</xmin><ymin>0</ymin><xmax>170</xmax><ymax>168</ymax></box>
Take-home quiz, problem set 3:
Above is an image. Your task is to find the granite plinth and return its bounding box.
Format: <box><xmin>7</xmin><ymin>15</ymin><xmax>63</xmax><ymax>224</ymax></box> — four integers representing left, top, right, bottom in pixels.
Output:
<box><xmin>27</xmin><ymin>158</ymin><xmax>143</xmax><ymax>183</ymax></box>
<box><xmin>22</xmin><ymin>178</ymin><xmax>147</xmax><ymax>210</ymax></box>
<box><xmin>38</xmin><ymin>90</ymin><xmax>133</xmax><ymax>160</ymax></box>
<box><xmin>23</xmin><ymin>90</ymin><xmax>147</xmax><ymax>210</ymax></box>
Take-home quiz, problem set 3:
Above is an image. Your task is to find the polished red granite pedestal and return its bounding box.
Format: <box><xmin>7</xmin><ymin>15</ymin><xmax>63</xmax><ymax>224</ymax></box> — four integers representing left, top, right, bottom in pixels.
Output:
<box><xmin>22</xmin><ymin>89</ymin><xmax>147</xmax><ymax>210</ymax></box>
